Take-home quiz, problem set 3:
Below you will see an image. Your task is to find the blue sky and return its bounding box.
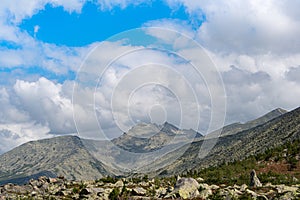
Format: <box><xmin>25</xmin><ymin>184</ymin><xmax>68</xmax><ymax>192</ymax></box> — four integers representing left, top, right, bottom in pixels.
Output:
<box><xmin>20</xmin><ymin>1</ymin><xmax>198</xmax><ymax>46</ymax></box>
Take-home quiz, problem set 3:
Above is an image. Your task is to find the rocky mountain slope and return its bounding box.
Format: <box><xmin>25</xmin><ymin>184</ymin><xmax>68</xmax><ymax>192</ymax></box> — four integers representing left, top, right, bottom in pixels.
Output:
<box><xmin>155</xmin><ymin>107</ymin><xmax>300</xmax><ymax>176</ymax></box>
<box><xmin>0</xmin><ymin>107</ymin><xmax>296</xmax><ymax>185</ymax></box>
<box><xmin>0</xmin><ymin>136</ymin><xmax>109</xmax><ymax>185</ymax></box>
<box><xmin>83</xmin><ymin>122</ymin><xmax>201</xmax><ymax>175</ymax></box>
<box><xmin>213</xmin><ymin>108</ymin><xmax>287</xmax><ymax>138</ymax></box>
<box><xmin>112</xmin><ymin>122</ymin><xmax>201</xmax><ymax>153</ymax></box>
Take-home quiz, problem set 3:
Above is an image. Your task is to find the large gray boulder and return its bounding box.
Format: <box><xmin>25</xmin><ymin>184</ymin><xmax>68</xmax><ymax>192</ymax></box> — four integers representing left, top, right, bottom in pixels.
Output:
<box><xmin>250</xmin><ymin>169</ymin><xmax>262</xmax><ymax>187</ymax></box>
<box><xmin>170</xmin><ymin>177</ymin><xmax>200</xmax><ymax>199</ymax></box>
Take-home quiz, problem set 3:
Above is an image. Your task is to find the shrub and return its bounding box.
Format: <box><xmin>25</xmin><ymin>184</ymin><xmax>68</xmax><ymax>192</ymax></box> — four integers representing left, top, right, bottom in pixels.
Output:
<box><xmin>109</xmin><ymin>188</ymin><xmax>120</xmax><ymax>200</ymax></box>
<box><xmin>98</xmin><ymin>176</ymin><xmax>117</xmax><ymax>184</ymax></box>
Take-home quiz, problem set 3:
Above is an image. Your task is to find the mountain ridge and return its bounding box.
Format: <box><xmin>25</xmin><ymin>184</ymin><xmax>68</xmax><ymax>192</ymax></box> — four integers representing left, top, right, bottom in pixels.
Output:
<box><xmin>0</xmin><ymin>136</ymin><xmax>109</xmax><ymax>185</ymax></box>
<box><xmin>154</xmin><ymin>107</ymin><xmax>299</xmax><ymax>176</ymax></box>
<box><xmin>0</xmin><ymin>107</ymin><xmax>297</xmax><ymax>185</ymax></box>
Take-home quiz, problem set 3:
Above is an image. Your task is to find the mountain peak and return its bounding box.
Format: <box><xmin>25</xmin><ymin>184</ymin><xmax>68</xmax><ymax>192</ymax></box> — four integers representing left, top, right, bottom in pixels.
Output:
<box><xmin>126</xmin><ymin>122</ymin><xmax>160</xmax><ymax>138</ymax></box>
<box><xmin>160</xmin><ymin>121</ymin><xmax>179</xmax><ymax>134</ymax></box>
<box><xmin>245</xmin><ymin>107</ymin><xmax>287</xmax><ymax>126</ymax></box>
<box><xmin>271</xmin><ymin>108</ymin><xmax>287</xmax><ymax>115</ymax></box>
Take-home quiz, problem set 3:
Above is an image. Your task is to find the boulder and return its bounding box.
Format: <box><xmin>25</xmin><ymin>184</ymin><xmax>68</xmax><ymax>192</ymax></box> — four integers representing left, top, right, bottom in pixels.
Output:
<box><xmin>97</xmin><ymin>192</ymin><xmax>110</xmax><ymax>200</ymax></box>
<box><xmin>210</xmin><ymin>184</ymin><xmax>220</xmax><ymax>190</ymax></box>
<box><xmin>114</xmin><ymin>180</ymin><xmax>124</xmax><ymax>188</ymax></box>
<box><xmin>155</xmin><ymin>187</ymin><xmax>167</xmax><ymax>198</ymax></box>
<box><xmin>275</xmin><ymin>184</ymin><xmax>298</xmax><ymax>194</ymax></box>
<box><xmin>3</xmin><ymin>183</ymin><xmax>15</xmax><ymax>192</ymax></box>
<box><xmin>218</xmin><ymin>188</ymin><xmax>240</xmax><ymax>199</ymax></box>
<box><xmin>250</xmin><ymin>169</ymin><xmax>262</xmax><ymax>187</ymax></box>
<box><xmin>55</xmin><ymin>190</ymin><xmax>66</xmax><ymax>196</ymax></box>
<box><xmin>172</xmin><ymin>177</ymin><xmax>200</xmax><ymax>199</ymax></box>
<box><xmin>240</xmin><ymin>184</ymin><xmax>248</xmax><ymax>192</ymax></box>
<box><xmin>196</xmin><ymin>177</ymin><xmax>204</xmax><ymax>182</ymax></box>
<box><xmin>79</xmin><ymin>188</ymin><xmax>91</xmax><ymax>196</ymax></box>
<box><xmin>132</xmin><ymin>187</ymin><xmax>147</xmax><ymax>196</ymax></box>
<box><xmin>199</xmin><ymin>188</ymin><xmax>212</xmax><ymax>199</ymax></box>
<box><xmin>257</xmin><ymin>195</ymin><xmax>268</xmax><ymax>200</ymax></box>
<box><xmin>278</xmin><ymin>191</ymin><xmax>297</xmax><ymax>200</ymax></box>
<box><xmin>246</xmin><ymin>189</ymin><xmax>258</xmax><ymax>198</ymax></box>
<box><xmin>38</xmin><ymin>176</ymin><xmax>49</xmax><ymax>183</ymax></box>
<box><xmin>29</xmin><ymin>179</ymin><xmax>43</xmax><ymax>188</ymax></box>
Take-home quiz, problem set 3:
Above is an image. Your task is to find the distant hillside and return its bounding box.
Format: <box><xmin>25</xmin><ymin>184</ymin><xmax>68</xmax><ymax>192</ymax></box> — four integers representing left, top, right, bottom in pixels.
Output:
<box><xmin>215</xmin><ymin>108</ymin><xmax>287</xmax><ymax>137</ymax></box>
<box><xmin>0</xmin><ymin>136</ymin><xmax>109</xmax><ymax>185</ymax></box>
<box><xmin>187</xmin><ymin>138</ymin><xmax>300</xmax><ymax>186</ymax></box>
<box><xmin>154</xmin><ymin>107</ymin><xmax>300</xmax><ymax>176</ymax></box>
<box><xmin>112</xmin><ymin>122</ymin><xmax>201</xmax><ymax>153</ymax></box>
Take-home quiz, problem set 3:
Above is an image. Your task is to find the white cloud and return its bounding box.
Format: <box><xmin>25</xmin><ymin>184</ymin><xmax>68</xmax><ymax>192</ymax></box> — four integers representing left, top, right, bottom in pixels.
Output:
<box><xmin>13</xmin><ymin>77</ymin><xmax>75</xmax><ymax>134</ymax></box>
<box><xmin>0</xmin><ymin>0</ymin><xmax>86</xmax><ymax>24</ymax></box>
<box><xmin>151</xmin><ymin>0</ymin><xmax>300</xmax><ymax>120</ymax></box>
<box><xmin>95</xmin><ymin>0</ymin><xmax>148</xmax><ymax>10</ymax></box>
<box><xmin>0</xmin><ymin>88</ymin><xmax>29</xmax><ymax>124</ymax></box>
<box><xmin>72</xmin><ymin>37</ymin><xmax>226</xmax><ymax>139</ymax></box>
<box><xmin>165</xmin><ymin>0</ymin><xmax>300</xmax><ymax>54</ymax></box>
<box><xmin>33</xmin><ymin>25</ymin><xmax>40</xmax><ymax>37</ymax></box>
<box><xmin>286</xmin><ymin>66</ymin><xmax>300</xmax><ymax>83</ymax></box>
<box><xmin>0</xmin><ymin>86</ymin><xmax>51</xmax><ymax>153</ymax></box>
<box><xmin>0</xmin><ymin>123</ymin><xmax>50</xmax><ymax>147</ymax></box>
<box><xmin>0</xmin><ymin>0</ymin><xmax>300</xmax><ymax>154</ymax></box>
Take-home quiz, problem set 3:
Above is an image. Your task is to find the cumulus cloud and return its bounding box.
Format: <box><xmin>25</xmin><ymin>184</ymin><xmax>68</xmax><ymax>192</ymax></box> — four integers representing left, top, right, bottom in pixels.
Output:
<box><xmin>165</xmin><ymin>0</ymin><xmax>300</xmax><ymax>54</ymax></box>
<box><xmin>0</xmin><ymin>77</ymin><xmax>76</xmax><ymax>152</ymax></box>
<box><xmin>13</xmin><ymin>77</ymin><xmax>75</xmax><ymax>134</ymax></box>
<box><xmin>73</xmin><ymin>39</ymin><xmax>214</xmax><ymax>139</ymax></box>
<box><xmin>150</xmin><ymin>0</ymin><xmax>300</xmax><ymax>121</ymax></box>
<box><xmin>0</xmin><ymin>0</ymin><xmax>86</xmax><ymax>24</ymax></box>
<box><xmin>286</xmin><ymin>66</ymin><xmax>300</xmax><ymax>83</ymax></box>
<box><xmin>0</xmin><ymin>0</ymin><xmax>300</xmax><ymax>154</ymax></box>
<box><xmin>0</xmin><ymin>85</ymin><xmax>51</xmax><ymax>153</ymax></box>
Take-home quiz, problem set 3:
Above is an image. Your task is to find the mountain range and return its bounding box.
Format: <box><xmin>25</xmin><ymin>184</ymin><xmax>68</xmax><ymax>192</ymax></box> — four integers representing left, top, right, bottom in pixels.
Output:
<box><xmin>0</xmin><ymin>107</ymin><xmax>299</xmax><ymax>185</ymax></box>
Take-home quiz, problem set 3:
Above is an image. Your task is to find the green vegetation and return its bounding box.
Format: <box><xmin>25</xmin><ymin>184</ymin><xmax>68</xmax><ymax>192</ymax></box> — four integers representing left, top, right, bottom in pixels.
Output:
<box><xmin>146</xmin><ymin>186</ymin><xmax>156</xmax><ymax>197</ymax></box>
<box><xmin>108</xmin><ymin>188</ymin><xmax>120</xmax><ymax>200</ymax></box>
<box><xmin>97</xmin><ymin>176</ymin><xmax>118</xmax><ymax>184</ymax></box>
<box><xmin>120</xmin><ymin>183</ymin><xmax>129</xmax><ymax>199</ymax></box>
<box><xmin>70</xmin><ymin>181</ymin><xmax>86</xmax><ymax>194</ymax></box>
<box><xmin>184</xmin><ymin>139</ymin><xmax>300</xmax><ymax>186</ymax></box>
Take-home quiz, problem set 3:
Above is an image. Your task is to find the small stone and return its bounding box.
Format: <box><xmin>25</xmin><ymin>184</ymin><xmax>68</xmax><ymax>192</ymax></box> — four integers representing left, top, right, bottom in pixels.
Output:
<box><xmin>55</xmin><ymin>190</ymin><xmax>65</xmax><ymax>196</ymax></box>
<box><xmin>49</xmin><ymin>178</ymin><xmax>58</xmax><ymax>183</ymax></box>
<box><xmin>167</xmin><ymin>185</ymin><xmax>173</xmax><ymax>193</ymax></box>
<box><xmin>198</xmin><ymin>188</ymin><xmax>212</xmax><ymax>199</ymax></box>
<box><xmin>155</xmin><ymin>187</ymin><xmax>167</xmax><ymax>198</ymax></box>
<box><xmin>57</xmin><ymin>175</ymin><xmax>65</xmax><ymax>180</ymax></box>
<box><xmin>196</xmin><ymin>177</ymin><xmax>204</xmax><ymax>182</ymax></box>
<box><xmin>246</xmin><ymin>189</ymin><xmax>258</xmax><ymax>198</ymax></box>
<box><xmin>4</xmin><ymin>183</ymin><xmax>15</xmax><ymax>191</ymax></box>
<box><xmin>114</xmin><ymin>180</ymin><xmax>124</xmax><ymax>188</ymax></box>
<box><xmin>292</xmin><ymin>177</ymin><xmax>298</xmax><ymax>182</ymax></box>
<box><xmin>132</xmin><ymin>187</ymin><xmax>147</xmax><ymax>196</ymax></box>
<box><xmin>257</xmin><ymin>195</ymin><xmax>268</xmax><ymax>200</ymax></box>
<box><xmin>38</xmin><ymin>176</ymin><xmax>49</xmax><ymax>183</ymax></box>
<box><xmin>210</xmin><ymin>184</ymin><xmax>219</xmax><ymax>190</ymax></box>
<box><xmin>79</xmin><ymin>188</ymin><xmax>91</xmax><ymax>196</ymax></box>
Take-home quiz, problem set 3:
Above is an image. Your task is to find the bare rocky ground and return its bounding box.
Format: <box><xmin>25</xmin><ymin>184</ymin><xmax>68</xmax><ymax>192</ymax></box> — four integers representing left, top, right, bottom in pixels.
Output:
<box><xmin>0</xmin><ymin>172</ymin><xmax>299</xmax><ymax>200</ymax></box>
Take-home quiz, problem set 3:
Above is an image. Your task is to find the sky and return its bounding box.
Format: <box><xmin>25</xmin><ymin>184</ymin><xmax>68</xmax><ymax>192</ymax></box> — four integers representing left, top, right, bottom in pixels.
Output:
<box><xmin>0</xmin><ymin>0</ymin><xmax>300</xmax><ymax>154</ymax></box>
